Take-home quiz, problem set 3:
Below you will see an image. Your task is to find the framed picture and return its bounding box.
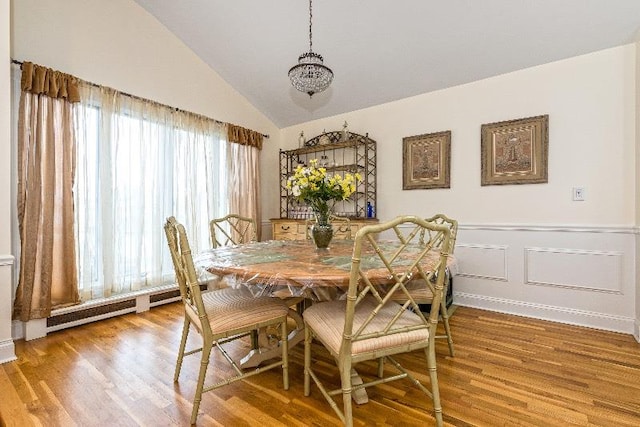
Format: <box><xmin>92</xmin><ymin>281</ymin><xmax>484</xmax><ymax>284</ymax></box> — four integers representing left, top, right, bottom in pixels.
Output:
<box><xmin>402</xmin><ymin>130</ymin><xmax>451</xmax><ymax>190</ymax></box>
<box><xmin>481</xmin><ymin>115</ymin><xmax>549</xmax><ymax>186</ymax></box>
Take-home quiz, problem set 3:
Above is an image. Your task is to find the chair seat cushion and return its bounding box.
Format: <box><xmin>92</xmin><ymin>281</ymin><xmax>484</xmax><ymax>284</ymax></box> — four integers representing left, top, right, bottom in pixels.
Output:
<box><xmin>201</xmin><ymin>288</ymin><xmax>289</xmax><ymax>334</ymax></box>
<box><xmin>303</xmin><ymin>296</ymin><xmax>429</xmax><ymax>356</ymax></box>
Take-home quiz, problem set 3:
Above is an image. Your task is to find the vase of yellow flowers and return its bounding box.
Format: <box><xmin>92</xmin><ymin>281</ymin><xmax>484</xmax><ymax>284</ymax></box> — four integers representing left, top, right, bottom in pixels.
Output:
<box><xmin>286</xmin><ymin>159</ymin><xmax>361</xmax><ymax>249</ymax></box>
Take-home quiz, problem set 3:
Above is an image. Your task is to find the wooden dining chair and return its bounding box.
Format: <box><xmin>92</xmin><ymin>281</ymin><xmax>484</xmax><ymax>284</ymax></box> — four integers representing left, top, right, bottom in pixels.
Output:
<box><xmin>387</xmin><ymin>214</ymin><xmax>458</xmax><ymax>356</ymax></box>
<box><xmin>305</xmin><ymin>214</ymin><xmax>353</xmax><ymax>240</ymax></box>
<box><xmin>412</xmin><ymin>214</ymin><xmax>458</xmax><ymax>356</ymax></box>
<box><xmin>210</xmin><ymin>213</ymin><xmax>257</xmax><ymax>248</ymax></box>
<box><xmin>164</xmin><ymin>216</ymin><xmax>289</xmax><ymax>424</ymax></box>
<box><xmin>303</xmin><ymin>215</ymin><xmax>451</xmax><ymax>427</ymax></box>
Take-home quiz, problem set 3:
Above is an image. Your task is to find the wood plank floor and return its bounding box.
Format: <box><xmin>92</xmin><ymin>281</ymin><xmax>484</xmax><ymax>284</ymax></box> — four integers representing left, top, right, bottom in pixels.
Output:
<box><xmin>1</xmin><ymin>303</ymin><xmax>639</xmax><ymax>426</ymax></box>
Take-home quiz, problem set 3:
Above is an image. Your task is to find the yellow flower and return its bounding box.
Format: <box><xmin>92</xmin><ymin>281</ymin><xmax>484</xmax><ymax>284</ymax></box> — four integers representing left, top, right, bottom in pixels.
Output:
<box><xmin>287</xmin><ymin>159</ymin><xmax>362</xmax><ymax>214</ymax></box>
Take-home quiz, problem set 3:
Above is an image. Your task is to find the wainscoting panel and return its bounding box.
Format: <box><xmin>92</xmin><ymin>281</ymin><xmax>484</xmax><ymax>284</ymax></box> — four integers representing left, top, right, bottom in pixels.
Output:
<box><xmin>525</xmin><ymin>247</ymin><xmax>622</xmax><ymax>294</ymax></box>
<box><xmin>455</xmin><ymin>244</ymin><xmax>508</xmax><ymax>282</ymax></box>
<box><xmin>452</xmin><ymin>224</ymin><xmax>637</xmax><ymax>337</ymax></box>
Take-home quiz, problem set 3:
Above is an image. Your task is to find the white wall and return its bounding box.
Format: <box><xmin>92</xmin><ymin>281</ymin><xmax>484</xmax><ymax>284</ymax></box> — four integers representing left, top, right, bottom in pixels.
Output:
<box><xmin>275</xmin><ymin>45</ymin><xmax>638</xmax><ymax>335</ymax></box>
<box><xmin>0</xmin><ymin>0</ymin><xmax>16</xmax><ymax>363</ymax></box>
<box><xmin>636</xmin><ymin>41</ymin><xmax>640</xmax><ymax>342</ymax></box>
<box><xmin>277</xmin><ymin>46</ymin><xmax>635</xmax><ymax>225</ymax></box>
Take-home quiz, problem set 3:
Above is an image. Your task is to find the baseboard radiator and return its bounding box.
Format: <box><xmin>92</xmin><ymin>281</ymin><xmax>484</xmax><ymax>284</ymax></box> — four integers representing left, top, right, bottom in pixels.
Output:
<box><xmin>45</xmin><ymin>285</ymin><xmax>190</xmax><ymax>334</ymax></box>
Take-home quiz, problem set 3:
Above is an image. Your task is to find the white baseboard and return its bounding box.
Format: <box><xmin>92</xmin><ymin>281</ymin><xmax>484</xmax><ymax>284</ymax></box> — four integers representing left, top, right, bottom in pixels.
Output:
<box><xmin>0</xmin><ymin>338</ymin><xmax>16</xmax><ymax>364</ymax></box>
<box><xmin>25</xmin><ymin>318</ymin><xmax>47</xmax><ymax>340</ymax></box>
<box><xmin>1</xmin><ymin>256</ymin><xmax>16</xmax><ymax>362</ymax></box>
<box><xmin>454</xmin><ymin>292</ymin><xmax>636</xmax><ymax>335</ymax></box>
<box><xmin>11</xmin><ymin>320</ymin><xmax>24</xmax><ymax>341</ymax></box>
<box><xmin>634</xmin><ymin>318</ymin><xmax>640</xmax><ymax>343</ymax></box>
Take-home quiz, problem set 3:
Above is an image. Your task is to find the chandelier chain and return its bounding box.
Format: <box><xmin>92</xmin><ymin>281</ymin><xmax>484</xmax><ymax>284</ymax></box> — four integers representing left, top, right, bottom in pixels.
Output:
<box><xmin>308</xmin><ymin>0</ymin><xmax>313</xmax><ymax>52</ymax></box>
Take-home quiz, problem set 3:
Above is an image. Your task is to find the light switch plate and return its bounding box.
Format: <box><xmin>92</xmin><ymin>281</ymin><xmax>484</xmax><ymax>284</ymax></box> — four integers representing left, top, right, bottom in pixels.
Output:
<box><xmin>572</xmin><ymin>187</ymin><xmax>585</xmax><ymax>201</ymax></box>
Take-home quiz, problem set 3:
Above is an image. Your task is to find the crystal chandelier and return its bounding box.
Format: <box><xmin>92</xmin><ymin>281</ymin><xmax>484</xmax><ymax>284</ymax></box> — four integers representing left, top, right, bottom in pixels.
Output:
<box><xmin>288</xmin><ymin>0</ymin><xmax>334</xmax><ymax>97</ymax></box>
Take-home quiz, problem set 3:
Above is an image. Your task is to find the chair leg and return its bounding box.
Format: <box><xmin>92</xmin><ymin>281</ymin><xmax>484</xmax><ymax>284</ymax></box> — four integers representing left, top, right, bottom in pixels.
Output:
<box><xmin>250</xmin><ymin>330</ymin><xmax>259</xmax><ymax>349</ymax></box>
<box><xmin>340</xmin><ymin>361</ymin><xmax>354</xmax><ymax>427</ymax></box>
<box><xmin>377</xmin><ymin>357</ymin><xmax>384</xmax><ymax>378</ymax></box>
<box><xmin>425</xmin><ymin>346</ymin><xmax>443</xmax><ymax>427</ymax></box>
<box><xmin>174</xmin><ymin>317</ymin><xmax>191</xmax><ymax>382</ymax></box>
<box><xmin>281</xmin><ymin>319</ymin><xmax>289</xmax><ymax>390</ymax></box>
<box><xmin>190</xmin><ymin>339</ymin><xmax>213</xmax><ymax>425</ymax></box>
<box><xmin>439</xmin><ymin>298</ymin><xmax>455</xmax><ymax>357</ymax></box>
<box><xmin>304</xmin><ymin>325</ymin><xmax>311</xmax><ymax>396</ymax></box>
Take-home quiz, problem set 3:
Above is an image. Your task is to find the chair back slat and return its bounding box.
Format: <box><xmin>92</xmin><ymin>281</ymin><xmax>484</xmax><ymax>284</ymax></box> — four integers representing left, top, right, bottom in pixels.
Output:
<box><xmin>422</xmin><ymin>213</ymin><xmax>458</xmax><ymax>254</ymax></box>
<box><xmin>164</xmin><ymin>217</ymin><xmax>210</xmax><ymax>335</ymax></box>
<box><xmin>210</xmin><ymin>214</ymin><xmax>257</xmax><ymax>248</ymax></box>
<box><xmin>343</xmin><ymin>216</ymin><xmax>450</xmax><ymax>351</ymax></box>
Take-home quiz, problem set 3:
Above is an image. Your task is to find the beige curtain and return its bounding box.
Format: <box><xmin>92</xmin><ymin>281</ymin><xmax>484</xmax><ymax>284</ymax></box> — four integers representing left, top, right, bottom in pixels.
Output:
<box><xmin>13</xmin><ymin>62</ymin><xmax>80</xmax><ymax>321</ymax></box>
<box><xmin>228</xmin><ymin>124</ymin><xmax>264</xmax><ymax>150</ymax></box>
<box><xmin>227</xmin><ymin>125</ymin><xmax>263</xmax><ymax>240</ymax></box>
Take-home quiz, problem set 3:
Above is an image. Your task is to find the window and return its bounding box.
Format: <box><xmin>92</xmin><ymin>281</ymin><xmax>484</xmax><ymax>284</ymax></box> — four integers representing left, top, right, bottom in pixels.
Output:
<box><xmin>74</xmin><ymin>87</ymin><xmax>230</xmax><ymax>301</ymax></box>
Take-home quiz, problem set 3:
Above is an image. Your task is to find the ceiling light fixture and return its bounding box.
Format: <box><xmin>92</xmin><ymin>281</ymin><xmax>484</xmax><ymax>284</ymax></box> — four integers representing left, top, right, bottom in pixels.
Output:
<box><xmin>288</xmin><ymin>0</ymin><xmax>333</xmax><ymax>97</ymax></box>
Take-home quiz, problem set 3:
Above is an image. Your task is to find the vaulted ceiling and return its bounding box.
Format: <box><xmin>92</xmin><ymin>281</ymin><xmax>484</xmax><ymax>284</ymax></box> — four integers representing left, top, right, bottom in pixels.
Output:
<box><xmin>133</xmin><ymin>0</ymin><xmax>640</xmax><ymax>128</ymax></box>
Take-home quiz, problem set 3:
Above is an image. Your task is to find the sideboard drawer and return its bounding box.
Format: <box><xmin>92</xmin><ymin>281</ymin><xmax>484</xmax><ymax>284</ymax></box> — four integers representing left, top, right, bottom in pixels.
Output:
<box><xmin>270</xmin><ymin>218</ymin><xmax>378</xmax><ymax>241</ymax></box>
<box><xmin>272</xmin><ymin>221</ymin><xmax>300</xmax><ymax>240</ymax></box>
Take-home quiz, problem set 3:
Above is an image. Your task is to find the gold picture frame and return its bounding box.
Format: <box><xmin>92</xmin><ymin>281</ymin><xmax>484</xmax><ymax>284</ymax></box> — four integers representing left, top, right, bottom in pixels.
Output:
<box><xmin>481</xmin><ymin>115</ymin><xmax>549</xmax><ymax>186</ymax></box>
<box><xmin>402</xmin><ymin>130</ymin><xmax>451</xmax><ymax>190</ymax></box>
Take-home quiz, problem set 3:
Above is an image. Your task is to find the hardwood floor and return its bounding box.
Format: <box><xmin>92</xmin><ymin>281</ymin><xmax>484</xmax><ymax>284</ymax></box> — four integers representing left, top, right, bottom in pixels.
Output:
<box><xmin>1</xmin><ymin>303</ymin><xmax>639</xmax><ymax>426</ymax></box>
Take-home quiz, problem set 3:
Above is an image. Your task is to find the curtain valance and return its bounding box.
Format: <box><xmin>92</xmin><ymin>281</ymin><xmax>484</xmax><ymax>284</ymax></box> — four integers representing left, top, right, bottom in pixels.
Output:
<box><xmin>20</xmin><ymin>61</ymin><xmax>80</xmax><ymax>103</ymax></box>
<box><xmin>228</xmin><ymin>124</ymin><xmax>264</xmax><ymax>150</ymax></box>
<box><xmin>16</xmin><ymin>60</ymin><xmax>268</xmax><ymax>145</ymax></box>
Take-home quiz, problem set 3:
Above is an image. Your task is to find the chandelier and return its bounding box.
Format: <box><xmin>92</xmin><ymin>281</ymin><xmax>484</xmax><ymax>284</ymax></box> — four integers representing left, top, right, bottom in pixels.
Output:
<box><xmin>288</xmin><ymin>0</ymin><xmax>334</xmax><ymax>97</ymax></box>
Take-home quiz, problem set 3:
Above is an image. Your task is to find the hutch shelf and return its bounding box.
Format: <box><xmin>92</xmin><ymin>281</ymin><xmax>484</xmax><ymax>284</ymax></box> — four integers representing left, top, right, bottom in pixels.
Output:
<box><xmin>272</xmin><ymin>130</ymin><xmax>377</xmax><ymax>240</ymax></box>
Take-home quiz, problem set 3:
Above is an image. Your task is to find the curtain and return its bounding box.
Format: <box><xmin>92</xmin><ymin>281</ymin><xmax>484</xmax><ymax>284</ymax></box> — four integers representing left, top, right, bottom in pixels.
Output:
<box><xmin>74</xmin><ymin>83</ymin><xmax>230</xmax><ymax>300</ymax></box>
<box><xmin>228</xmin><ymin>123</ymin><xmax>263</xmax><ymax>149</ymax></box>
<box><xmin>11</xmin><ymin>61</ymin><xmax>263</xmax><ymax>306</ymax></box>
<box><xmin>227</xmin><ymin>143</ymin><xmax>262</xmax><ymax>240</ymax></box>
<box><xmin>227</xmin><ymin>124</ymin><xmax>263</xmax><ymax>240</ymax></box>
<box><xmin>13</xmin><ymin>63</ymin><xmax>80</xmax><ymax>321</ymax></box>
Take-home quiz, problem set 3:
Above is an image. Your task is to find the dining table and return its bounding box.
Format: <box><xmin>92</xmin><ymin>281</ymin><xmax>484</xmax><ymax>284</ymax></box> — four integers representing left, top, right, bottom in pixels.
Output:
<box><xmin>194</xmin><ymin>238</ymin><xmax>455</xmax><ymax>403</ymax></box>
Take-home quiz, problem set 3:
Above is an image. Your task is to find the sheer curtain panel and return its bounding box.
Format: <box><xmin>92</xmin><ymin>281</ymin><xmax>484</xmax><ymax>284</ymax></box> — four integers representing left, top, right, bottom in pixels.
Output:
<box><xmin>74</xmin><ymin>84</ymin><xmax>230</xmax><ymax>301</ymax></box>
